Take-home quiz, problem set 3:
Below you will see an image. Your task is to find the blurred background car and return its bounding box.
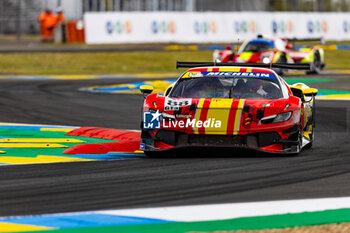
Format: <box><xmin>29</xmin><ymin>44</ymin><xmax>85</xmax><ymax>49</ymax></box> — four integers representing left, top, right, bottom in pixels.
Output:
<box><xmin>212</xmin><ymin>35</ymin><xmax>325</xmax><ymax>74</ymax></box>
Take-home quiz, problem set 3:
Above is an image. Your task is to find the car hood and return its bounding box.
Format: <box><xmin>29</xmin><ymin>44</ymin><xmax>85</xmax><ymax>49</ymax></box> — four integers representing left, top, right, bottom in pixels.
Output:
<box><xmin>235</xmin><ymin>51</ymin><xmax>254</xmax><ymax>62</ymax></box>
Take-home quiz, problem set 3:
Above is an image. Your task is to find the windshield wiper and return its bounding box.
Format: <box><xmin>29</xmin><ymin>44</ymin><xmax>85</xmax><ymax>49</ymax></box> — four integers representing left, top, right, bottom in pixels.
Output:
<box><xmin>229</xmin><ymin>81</ymin><xmax>235</xmax><ymax>98</ymax></box>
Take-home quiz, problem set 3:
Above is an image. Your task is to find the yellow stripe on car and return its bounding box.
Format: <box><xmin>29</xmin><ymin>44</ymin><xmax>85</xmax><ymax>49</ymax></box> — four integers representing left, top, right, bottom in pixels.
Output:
<box><xmin>233</xmin><ymin>99</ymin><xmax>245</xmax><ymax>135</ymax></box>
<box><xmin>218</xmin><ymin>67</ymin><xmax>241</xmax><ymax>72</ymax></box>
<box><xmin>194</xmin><ymin>98</ymin><xmax>205</xmax><ymax>134</ymax></box>
<box><xmin>205</xmin><ymin>98</ymin><xmax>234</xmax><ymax>135</ymax></box>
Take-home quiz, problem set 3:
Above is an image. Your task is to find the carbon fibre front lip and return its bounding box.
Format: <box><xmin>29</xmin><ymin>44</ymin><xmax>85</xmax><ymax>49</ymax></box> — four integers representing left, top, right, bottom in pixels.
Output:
<box><xmin>142</xmin><ymin>144</ymin><xmax>301</xmax><ymax>155</ymax></box>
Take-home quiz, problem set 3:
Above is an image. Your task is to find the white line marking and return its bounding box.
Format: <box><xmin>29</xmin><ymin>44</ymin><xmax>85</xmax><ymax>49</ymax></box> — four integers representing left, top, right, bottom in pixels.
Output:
<box><xmin>98</xmin><ymin>196</ymin><xmax>350</xmax><ymax>222</ymax></box>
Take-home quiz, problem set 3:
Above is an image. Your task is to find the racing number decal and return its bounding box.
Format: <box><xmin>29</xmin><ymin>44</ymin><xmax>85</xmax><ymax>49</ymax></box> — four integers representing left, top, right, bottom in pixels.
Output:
<box><xmin>164</xmin><ymin>97</ymin><xmax>191</xmax><ymax>111</ymax></box>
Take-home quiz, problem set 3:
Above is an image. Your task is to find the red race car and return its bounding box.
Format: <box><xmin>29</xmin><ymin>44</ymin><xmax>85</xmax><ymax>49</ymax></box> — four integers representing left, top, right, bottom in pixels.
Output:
<box><xmin>213</xmin><ymin>35</ymin><xmax>325</xmax><ymax>74</ymax></box>
<box><xmin>139</xmin><ymin>62</ymin><xmax>318</xmax><ymax>155</ymax></box>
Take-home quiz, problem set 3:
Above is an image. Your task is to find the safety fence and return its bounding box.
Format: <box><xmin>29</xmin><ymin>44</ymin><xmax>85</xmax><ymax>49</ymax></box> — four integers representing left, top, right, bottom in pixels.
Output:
<box><xmin>85</xmin><ymin>12</ymin><xmax>350</xmax><ymax>44</ymax></box>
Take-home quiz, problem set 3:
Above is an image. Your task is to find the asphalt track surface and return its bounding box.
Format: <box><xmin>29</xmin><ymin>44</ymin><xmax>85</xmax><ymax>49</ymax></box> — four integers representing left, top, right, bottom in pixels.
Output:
<box><xmin>0</xmin><ymin>75</ymin><xmax>349</xmax><ymax>217</ymax></box>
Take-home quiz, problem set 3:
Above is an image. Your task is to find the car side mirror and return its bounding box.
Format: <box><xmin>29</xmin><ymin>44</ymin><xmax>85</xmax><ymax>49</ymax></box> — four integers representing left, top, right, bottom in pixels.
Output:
<box><xmin>140</xmin><ymin>85</ymin><xmax>153</xmax><ymax>96</ymax></box>
<box><xmin>303</xmin><ymin>88</ymin><xmax>318</xmax><ymax>97</ymax></box>
<box><xmin>290</xmin><ymin>87</ymin><xmax>304</xmax><ymax>101</ymax></box>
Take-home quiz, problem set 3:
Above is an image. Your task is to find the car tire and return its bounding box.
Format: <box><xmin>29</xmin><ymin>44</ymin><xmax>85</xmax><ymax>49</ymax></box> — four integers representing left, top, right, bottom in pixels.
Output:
<box><xmin>297</xmin><ymin>121</ymin><xmax>303</xmax><ymax>153</ymax></box>
<box><xmin>304</xmin><ymin>138</ymin><xmax>313</xmax><ymax>149</ymax></box>
<box><xmin>304</xmin><ymin>124</ymin><xmax>313</xmax><ymax>149</ymax></box>
<box><xmin>290</xmin><ymin>120</ymin><xmax>303</xmax><ymax>155</ymax></box>
<box><xmin>304</xmin><ymin>97</ymin><xmax>316</xmax><ymax>149</ymax></box>
<box><xmin>306</xmin><ymin>51</ymin><xmax>321</xmax><ymax>75</ymax></box>
<box><xmin>275</xmin><ymin>53</ymin><xmax>287</xmax><ymax>75</ymax></box>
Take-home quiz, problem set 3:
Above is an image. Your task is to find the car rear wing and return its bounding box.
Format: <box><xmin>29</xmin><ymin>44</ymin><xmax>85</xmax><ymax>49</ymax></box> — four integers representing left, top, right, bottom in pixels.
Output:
<box><xmin>282</xmin><ymin>37</ymin><xmax>325</xmax><ymax>45</ymax></box>
<box><xmin>176</xmin><ymin>61</ymin><xmax>311</xmax><ymax>70</ymax></box>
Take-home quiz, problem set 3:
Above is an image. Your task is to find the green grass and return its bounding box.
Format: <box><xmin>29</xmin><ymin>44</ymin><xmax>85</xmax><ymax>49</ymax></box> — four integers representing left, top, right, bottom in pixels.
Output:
<box><xmin>0</xmin><ymin>128</ymin><xmax>115</xmax><ymax>158</ymax></box>
<box><xmin>324</xmin><ymin>50</ymin><xmax>350</xmax><ymax>70</ymax></box>
<box><xmin>0</xmin><ymin>50</ymin><xmax>349</xmax><ymax>75</ymax></box>
<box><xmin>0</xmin><ymin>51</ymin><xmax>213</xmax><ymax>75</ymax></box>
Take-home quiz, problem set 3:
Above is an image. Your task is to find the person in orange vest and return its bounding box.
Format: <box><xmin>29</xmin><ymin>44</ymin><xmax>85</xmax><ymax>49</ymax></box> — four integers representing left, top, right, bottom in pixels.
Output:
<box><xmin>37</xmin><ymin>9</ymin><xmax>57</xmax><ymax>42</ymax></box>
<box><xmin>38</xmin><ymin>9</ymin><xmax>50</xmax><ymax>42</ymax></box>
<box><xmin>55</xmin><ymin>6</ymin><xmax>65</xmax><ymax>24</ymax></box>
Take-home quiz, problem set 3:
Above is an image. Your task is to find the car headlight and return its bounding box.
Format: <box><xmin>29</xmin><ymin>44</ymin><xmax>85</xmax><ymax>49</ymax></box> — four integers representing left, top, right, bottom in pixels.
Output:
<box><xmin>236</xmin><ymin>57</ymin><xmax>245</xmax><ymax>63</ymax></box>
<box><xmin>261</xmin><ymin>111</ymin><xmax>292</xmax><ymax>124</ymax></box>
<box><xmin>214</xmin><ymin>58</ymin><xmax>222</xmax><ymax>63</ymax></box>
<box><xmin>261</xmin><ymin>52</ymin><xmax>274</xmax><ymax>64</ymax></box>
<box><xmin>213</xmin><ymin>51</ymin><xmax>222</xmax><ymax>63</ymax></box>
<box><xmin>273</xmin><ymin>112</ymin><xmax>292</xmax><ymax>123</ymax></box>
<box><xmin>262</xmin><ymin>57</ymin><xmax>271</xmax><ymax>64</ymax></box>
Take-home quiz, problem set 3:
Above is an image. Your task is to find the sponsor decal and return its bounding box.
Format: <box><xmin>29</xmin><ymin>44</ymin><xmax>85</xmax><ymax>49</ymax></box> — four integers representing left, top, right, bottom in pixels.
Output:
<box><xmin>204</xmin><ymin>71</ymin><xmax>275</xmax><ymax>79</ymax></box>
<box><xmin>241</xmin><ymin>103</ymin><xmax>263</xmax><ymax>130</ymax></box>
<box><xmin>194</xmin><ymin>21</ymin><xmax>217</xmax><ymax>34</ymax></box>
<box><xmin>163</xmin><ymin>118</ymin><xmax>222</xmax><ymax>129</ymax></box>
<box><xmin>234</xmin><ymin>20</ymin><xmax>256</xmax><ymax>33</ymax></box>
<box><xmin>162</xmin><ymin>112</ymin><xmax>192</xmax><ymax>120</ymax></box>
<box><xmin>307</xmin><ymin>20</ymin><xmax>328</xmax><ymax>33</ymax></box>
<box><xmin>188</xmin><ymin>72</ymin><xmax>204</xmax><ymax>78</ymax></box>
<box><xmin>175</xmin><ymin>114</ymin><xmax>192</xmax><ymax>118</ymax></box>
<box><xmin>284</xmin><ymin>103</ymin><xmax>290</xmax><ymax>111</ymax></box>
<box><xmin>106</xmin><ymin>20</ymin><xmax>132</xmax><ymax>35</ymax></box>
<box><xmin>143</xmin><ymin>111</ymin><xmax>161</xmax><ymax>129</ymax></box>
<box><xmin>151</xmin><ymin>21</ymin><xmax>176</xmax><ymax>34</ymax></box>
<box><xmin>343</xmin><ymin>20</ymin><xmax>350</xmax><ymax>33</ymax></box>
<box><xmin>307</xmin><ymin>20</ymin><xmax>314</xmax><ymax>33</ymax></box>
<box><xmin>164</xmin><ymin>98</ymin><xmax>192</xmax><ymax>111</ymax></box>
<box><xmin>272</xmin><ymin>20</ymin><xmax>293</xmax><ymax>34</ymax></box>
<box><xmin>322</xmin><ymin>20</ymin><xmax>328</xmax><ymax>33</ymax></box>
<box><xmin>140</xmin><ymin>143</ymin><xmax>145</xmax><ymax>150</ymax></box>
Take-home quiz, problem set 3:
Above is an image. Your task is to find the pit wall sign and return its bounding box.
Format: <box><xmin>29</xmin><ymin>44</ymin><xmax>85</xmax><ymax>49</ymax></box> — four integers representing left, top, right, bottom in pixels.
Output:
<box><xmin>84</xmin><ymin>12</ymin><xmax>350</xmax><ymax>44</ymax></box>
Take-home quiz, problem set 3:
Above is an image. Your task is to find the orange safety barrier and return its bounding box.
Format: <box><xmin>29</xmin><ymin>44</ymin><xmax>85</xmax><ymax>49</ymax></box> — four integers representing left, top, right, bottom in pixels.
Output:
<box><xmin>66</xmin><ymin>21</ymin><xmax>85</xmax><ymax>43</ymax></box>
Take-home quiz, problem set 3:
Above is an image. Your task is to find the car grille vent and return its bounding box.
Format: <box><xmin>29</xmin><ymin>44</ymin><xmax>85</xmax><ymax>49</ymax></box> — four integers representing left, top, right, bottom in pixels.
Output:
<box><xmin>177</xmin><ymin>134</ymin><xmax>246</xmax><ymax>147</ymax></box>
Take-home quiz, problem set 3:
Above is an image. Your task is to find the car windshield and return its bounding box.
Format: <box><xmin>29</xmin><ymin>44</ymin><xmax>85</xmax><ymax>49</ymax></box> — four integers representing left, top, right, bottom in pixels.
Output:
<box><xmin>243</xmin><ymin>42</ymin><xmax>274</xmax><ymax>52</ymax></box>
<box><xmin>170</xmin><ymin>76</ymin><xmax>282</xmax><ymax>99</ymax></box>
